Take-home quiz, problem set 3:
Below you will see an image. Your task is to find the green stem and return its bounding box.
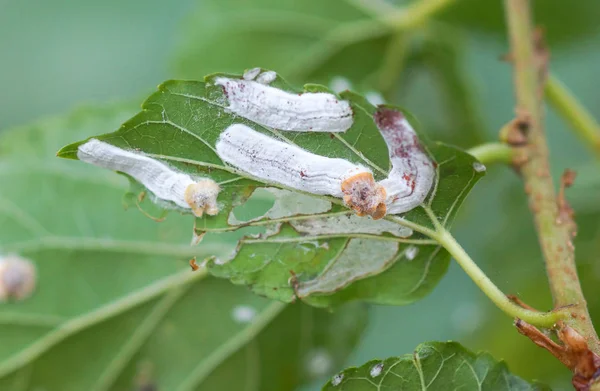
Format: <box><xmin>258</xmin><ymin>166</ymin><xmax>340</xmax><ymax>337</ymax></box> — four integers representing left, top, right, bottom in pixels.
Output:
<box><xmin>434</xmin><ymin>228</ymin><xmax>565</xmax><ymax>327</ymax></box>
<box><xmin>505</xmin><ymin>0</ymin><xmax>600</xmax><ymax>352</ymax></box>
<box><xmin>545</xmin><ymin>74</ymin><xmax>600</xmax><ymax>158</ymax></box>
<box><xmin>467</xmin><ymin>143</ymin><xmax>514</xmax><ymax>165</ymax></box>
<box><xmin>421</xmin><ymin>206</ymin><xmax>565</xmax><ymax>327</ymax></box>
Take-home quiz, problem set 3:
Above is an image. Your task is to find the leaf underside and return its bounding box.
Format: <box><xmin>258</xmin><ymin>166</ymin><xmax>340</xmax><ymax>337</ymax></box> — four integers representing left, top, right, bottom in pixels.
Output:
<box><xmin>58</xmin><ymin>71</ymin><xmax>485</xmax><ymax>308</ymax></box>
<box><xmin>0</xmin><ymin>106</ymin><xmax>366</xmax><ymax>390</ymax></box>
<box><xmin>322</xmin><ymin>341</ymin><xmax>549</xmax><ymax>391</ymax></box>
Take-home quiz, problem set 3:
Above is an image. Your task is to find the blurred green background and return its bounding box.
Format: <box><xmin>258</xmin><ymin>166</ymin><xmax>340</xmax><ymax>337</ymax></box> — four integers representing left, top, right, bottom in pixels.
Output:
<box><xmin>1</xmin><ymin>0</ymin><xmax>599</xmax><ymax>390</ymax></box>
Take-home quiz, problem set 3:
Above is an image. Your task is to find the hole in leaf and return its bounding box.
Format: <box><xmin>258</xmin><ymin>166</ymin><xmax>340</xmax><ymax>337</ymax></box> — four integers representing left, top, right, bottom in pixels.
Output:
<box><xmin>231</xmin><ymin>188</ymin><xmax>276</xmax><ymax>223</ymax></box>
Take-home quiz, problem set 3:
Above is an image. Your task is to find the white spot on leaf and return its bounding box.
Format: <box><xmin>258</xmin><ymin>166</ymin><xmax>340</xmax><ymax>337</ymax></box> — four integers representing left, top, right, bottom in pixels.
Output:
<box><xmin>370</xmin><ymin>362</ymin><xmax>384</xmax><ymax>377</ymax></box>
<box><xmin>214</xmin><ymin>77</ymin><xmax>353</xmax><ymax>132</ymax></box>
<box><xmin>404</xmin><ymin>245</ymin><xmax>418</xmax><ymax>260</ymax></box>
<box><xmin>472</xmin><ymin>161</ymin><xmax>486</xmax><ymax>172</ymax></box>
<box><xmin>0</xmin><ymin>254</ymin><xmax>37</xmax><ymax>301</ymax></box>
<box><xmin>256</xmin><ymin>70</ymin><xmax>277</xmax><ymax>85</ymax></box>
<box><xmin>331</xmin><ymin>373</ymin><xmax>344</xmax><ymax>386</ymax></box>
<box><xmin>243</xmin><ymin>67</ymin><xmax>261</xmax><ymax>80</ymax></box>
<box><xmin>231</xmin><ymin>305</ymin><xmax>257</xmax><ymax>323</ymax></box>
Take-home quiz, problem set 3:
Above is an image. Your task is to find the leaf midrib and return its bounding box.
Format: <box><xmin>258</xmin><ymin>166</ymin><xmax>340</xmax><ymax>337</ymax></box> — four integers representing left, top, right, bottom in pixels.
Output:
<box><xmin>0</xmin><ymin>269</ymin><xmax>207</xmax><ymax>379</ymax></box>
<box><xmin>175</xmin><ymin>301</ymin><xmax>287</xmax><ymax>391</ymax></box>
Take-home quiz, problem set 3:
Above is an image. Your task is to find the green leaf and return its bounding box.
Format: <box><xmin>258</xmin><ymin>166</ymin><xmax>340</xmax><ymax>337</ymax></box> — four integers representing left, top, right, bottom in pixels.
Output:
<box><xmin>173</xmin><ymin>0</ymin><xmax>399</xmax><ymax>88</ymax></box>
<box><xmin>174</xmin><ymin>0</ymin><xmax>498</xmax><ymax>153</ymax></box>
<box><xmin>58</xmin><ymin>72</ymin><xmax>484</xmax><ymax>308</ymax></box>
<box><xmin>322</xmin><ymin>341</ymin><xmax>549</xmax><ymax>391</ymax></box>
<box><xmin>437</xmin><ymin>0</ymin><xmax>600</xmax><ymax>46</ymax></box>
<box><xmin>406</xmin><ymin>24</ymin><xmax>489</xmax><ymax>146</ymax></box>
<box><xmin>0</xmin><ymin>105</ymin><xmax>366</xmax><ymax>390</ymax></box>
<box><xmin>173</xmin><ymin>0</ymin><xmax>600</xmax><ymax>93</ymax></box>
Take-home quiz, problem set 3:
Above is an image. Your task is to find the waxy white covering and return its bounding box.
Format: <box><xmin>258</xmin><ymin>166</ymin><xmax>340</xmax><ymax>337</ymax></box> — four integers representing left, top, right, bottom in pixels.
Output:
<box><xmin>78</xmin><ymin>139</ymin><xmax>220</xmax><ymax>216</ymax></box>
<box><xmin>214</xmin><ymin>77</ymin><xmax>353</xmax><ymax>132</ymax></box>
<box><xmin>216</xmin><ymin>124</ymin><xmax>369</xmax><ymax>196</ymax></box>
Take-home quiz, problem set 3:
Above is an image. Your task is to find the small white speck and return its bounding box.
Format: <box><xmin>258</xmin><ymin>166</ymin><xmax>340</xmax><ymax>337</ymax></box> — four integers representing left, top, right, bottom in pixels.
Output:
<box><xmin>331</xmin><ymin>373</ymin><xmax>344</xmax><ymax>386</ymax></box>
<box><xmin>256</xmin><ymin>71</ymin><xmax>277</xmax><ymax>84</ymax></box>
<box><xmin>405</xmin><ymin>246</ymin><xmax>418</xmax><ymax>261</ymax></box>
<box><xmin>232</xmin><ymin>305</ymin><xmax>257</xmax><ymax>323</ymax></box>
<box><xmin>472</xmin><ymin>162</ymin><xmax>486</xmax><ymax>172</ymax></box>
<box><xmin>305</xmin><ymin>348</ymin><xmax>333</xmax><ymax>377</ymax></box>
<box><xmin>330</xmin><ymin>76</ymin><xmax>352</xmax><ymax>94</ymax></box>
<box><xmin>243</xmin><ymin>67</ymin><xmax>261</xmax><ymax>80</ymax></box>
<box><xmin>370</xmin><ymin>362</ymin><xmax>384</xmax><ymax>377</ymax></box>
<box><xmin>365</xmin><ymin>91</ymin><xmax>385</xmax><ymax>106</ymax></box>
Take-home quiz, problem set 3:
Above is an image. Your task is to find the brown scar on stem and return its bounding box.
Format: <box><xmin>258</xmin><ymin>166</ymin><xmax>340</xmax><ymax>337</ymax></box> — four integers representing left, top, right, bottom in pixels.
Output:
<box><xmin>498</xmin><ymin>113</ymin><xmax>533</xmax><ymax>173</ymax></box>
<box><xmin>516</xmin><ymin>320</ymin><xmax>600</xmax><ymax>390</ymax></box>
<box><xmin>507</xmin><ymin>294</ymin><xmax>539</xmax><ymax>311</ymax></box>
<box><xmin>189</xmin><ymin>258</ymin><xmax>199</xmax><ymax>271</ymax></box>
<box><xmin>557</xmin><ymin>169</ymin><xmax>577</xmax><ymax>237</ymax></box>
<box><xmin>532</xmin><ymin>27</ymin><xmax>550</xmax><ymax>99</ymax></box>
<box><xmin>341</xmin><ymin>172</ymin><xmax>387</xmax><ymax>220</ymax></box>
<box><xmin>500</xmin><ymin>28</ymin><xmax>549</xmax><ymax>169</ymax></box>
<box><xmin>288</xmin><ymin>270</ymin><xmax>300</xmax><ymax>302</ymax></box>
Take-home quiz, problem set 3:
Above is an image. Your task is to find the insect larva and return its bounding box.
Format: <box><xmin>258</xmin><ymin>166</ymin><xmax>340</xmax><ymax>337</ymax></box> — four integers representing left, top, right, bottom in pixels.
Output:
<box><xmin>214</xmin><ymin>77</ymin><xmax>354</xmax><ymax>132</ymax></box>
<box><xmin>374</xmin><ymin>107</ymin><xmax>435</xmax><ymax>214</ymax></box>
<box><xmin>216</xmin><ymin>124</ymin><xmax>387</xmax><ymax>219</ymax></box>
<box><xmin>77</xmin><ymin>139</ymin><xmax>220</xmax><ymax>217</ymax></box>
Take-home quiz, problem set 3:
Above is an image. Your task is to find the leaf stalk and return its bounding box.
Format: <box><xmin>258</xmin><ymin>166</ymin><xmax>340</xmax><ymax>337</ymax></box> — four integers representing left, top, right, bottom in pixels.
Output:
<box><xmin>467</xmin><ymin>143</ymin><xmax>514</xmax><ymax>166</ymax></box>
<box><xmin>545</xmin><ymin>74</ymin><xmax>600</xmax><ymax>158</ymax></box>
<box><xmin>421</xmin><ymin>205</ymin><xmax>566</xmax><ymax>328</ymax></box>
